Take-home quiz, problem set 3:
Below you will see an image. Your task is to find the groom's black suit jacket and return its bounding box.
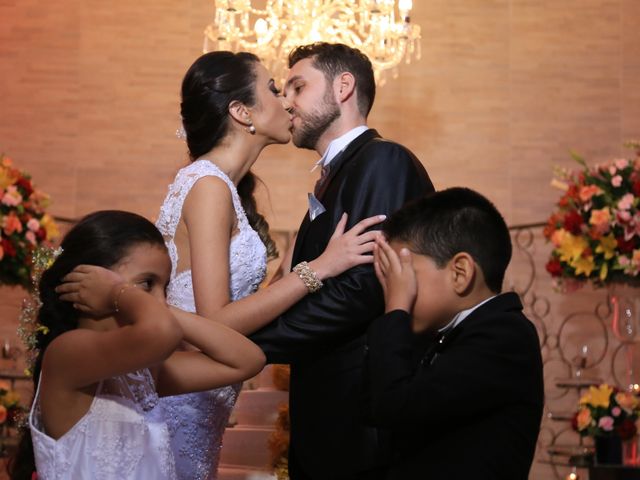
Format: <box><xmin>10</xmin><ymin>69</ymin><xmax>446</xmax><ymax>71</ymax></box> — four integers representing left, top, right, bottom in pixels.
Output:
<box><xmin>250</xmin><ymin>129</ymin><xmax>434</xmax><ymax>479</ymax></box>
<box><xmin>367</xmin><ymin>293</ymin><xmax>544</xmax><ymax>480</ymax></box>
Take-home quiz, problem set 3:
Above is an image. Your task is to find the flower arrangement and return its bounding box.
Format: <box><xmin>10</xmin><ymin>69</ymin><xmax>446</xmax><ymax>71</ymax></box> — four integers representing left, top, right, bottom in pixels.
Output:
<box><xmin>0</xmin><ymin>380</ymin><xmax>24</xmax><ymax>427</ymax></box>
<box><xmin>268</xmin><ymin>365</ymin><xmax>290</xmax><ymax>480</ymax></box>
<box><xmin>0</xmin><ymin>153</ymin><xmax>60</xmax><ymax>289</ymax></box>
<box><xmin>544</xmin><ymin>142</ymin><xmax>640</xmax><ymax>288</ymax></box>
<box><xmin>572</xmin><ymin>384</ymin><xmax>640</xmax><ymax>440</ymax></box>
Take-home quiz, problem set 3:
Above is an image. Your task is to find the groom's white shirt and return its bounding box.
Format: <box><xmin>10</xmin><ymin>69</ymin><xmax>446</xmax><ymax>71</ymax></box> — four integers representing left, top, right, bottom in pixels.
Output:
<box><xmin>311</xmin><ymin>125</ymin><xmax>369</xmax><ymax>172</ymax></box>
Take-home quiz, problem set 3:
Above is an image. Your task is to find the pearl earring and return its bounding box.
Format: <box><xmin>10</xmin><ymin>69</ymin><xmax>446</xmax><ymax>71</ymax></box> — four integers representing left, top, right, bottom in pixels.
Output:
<box><xmin>247</xmin><ymin>123</ymin><xmax>256</xmax><ymax>135</ymax></box>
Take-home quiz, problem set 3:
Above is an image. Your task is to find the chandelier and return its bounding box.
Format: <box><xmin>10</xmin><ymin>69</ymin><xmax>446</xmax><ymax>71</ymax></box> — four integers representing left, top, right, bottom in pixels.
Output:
<box><xmin>203</xmin><ymin>0</ymin><xmax>421</xmax><ymax>85</ymax></box>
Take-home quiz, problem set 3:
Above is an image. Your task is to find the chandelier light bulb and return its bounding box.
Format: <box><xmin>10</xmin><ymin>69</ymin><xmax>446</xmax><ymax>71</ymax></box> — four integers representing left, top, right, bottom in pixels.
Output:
<box><xmin>399</xmin><ymin>0</ymin><xmax>413</xmax><ymax>14</ymax></box>
<box><xmin>254</xmin><ymin>18</ymin><xmax>268</xmax><ymax>37</ymax></box>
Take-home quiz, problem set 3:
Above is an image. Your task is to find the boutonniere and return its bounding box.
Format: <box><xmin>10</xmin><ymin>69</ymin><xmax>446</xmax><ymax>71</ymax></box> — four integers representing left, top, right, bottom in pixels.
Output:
<box><xmin>308</xmin><ymin>193</ymin><xmax>326</xmax><ymax>221</ymax></box>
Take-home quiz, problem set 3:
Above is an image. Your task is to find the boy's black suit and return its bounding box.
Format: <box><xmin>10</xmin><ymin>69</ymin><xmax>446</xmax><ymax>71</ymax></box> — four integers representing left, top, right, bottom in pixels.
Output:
<box><xmin>367</xmin><ymin>292</ymin><xmax>544</xmax><ymax>480</ymax></box>
<box><xmin>250</xmin><ymin>128</ymin><xmax>434</xmax><ymax>479</ymax></box>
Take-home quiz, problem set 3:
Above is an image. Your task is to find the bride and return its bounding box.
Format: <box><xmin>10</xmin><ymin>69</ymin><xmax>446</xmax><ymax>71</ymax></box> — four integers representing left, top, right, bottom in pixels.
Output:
<box><xmin>156</xmin><ymin>51</ymin><xmax>384</xmax><ymax>479</ymax></box>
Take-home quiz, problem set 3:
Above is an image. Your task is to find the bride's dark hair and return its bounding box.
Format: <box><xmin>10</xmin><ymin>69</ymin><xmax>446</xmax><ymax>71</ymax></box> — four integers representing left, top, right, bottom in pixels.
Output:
<box><xmin>180</xmin><ymin>51</ymin><xmax>278</xmax><ymax>259</ymax></box>
<box><xmin>8</xmin><ymin>210</ymin><xmax>166</xmax><ymax>480</ymax></box>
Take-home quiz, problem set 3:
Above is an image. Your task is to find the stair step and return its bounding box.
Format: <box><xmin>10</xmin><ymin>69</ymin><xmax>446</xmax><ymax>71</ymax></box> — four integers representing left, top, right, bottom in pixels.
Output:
<box><xmin>234</xmin><ymin>389</ymin><xmax>289</xmax><ymax>426</ymax></box>
<box><xmin>218</xmin><ymin>466</ymin><xmax>276</xmax><ymax>480</ymax></box>
<box><xmin>221</xmin><ymin>426</ymin><xmax>274</xmax><ymax>469</ymax></box>
<box><xmin>244</xmin><ymin>364</ymin><xmax>283</xmax><ymax>390</ymax></box>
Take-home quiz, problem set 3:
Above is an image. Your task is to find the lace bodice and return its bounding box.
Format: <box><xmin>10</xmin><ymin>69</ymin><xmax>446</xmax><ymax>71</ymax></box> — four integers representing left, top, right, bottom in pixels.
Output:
<box><xmin>156</xmin><ymin>159</ymin><xmax>267</xmax><ymax>480</ymax></box>
<box><xmin>30</xmin><ymin>369</ymin><xmax>176</xmax><ymax>480</ymax></box>
<box><xmin>156</xmin><ymin>159</ymin><xmax>267</xmax><ymax>308</ymax></box>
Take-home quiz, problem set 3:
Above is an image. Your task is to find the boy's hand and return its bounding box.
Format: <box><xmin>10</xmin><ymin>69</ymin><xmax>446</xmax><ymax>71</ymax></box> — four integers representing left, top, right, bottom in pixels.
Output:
<box><xmin>56</xmin><ymin>265</ymin><xmax>125</xmax><ymax>317</ymax></box>
<box><xmin>374</xmin><ymin>238</ymin><xmax>417</xmax><ymax>314</ymax></box>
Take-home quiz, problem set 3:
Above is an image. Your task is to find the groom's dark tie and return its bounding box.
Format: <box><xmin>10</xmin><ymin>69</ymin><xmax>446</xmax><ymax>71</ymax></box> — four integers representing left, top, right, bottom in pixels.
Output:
<box><xmin>314</xmin><ymin>163</ymin><xmax>331</xmax><ymax>198</ymax></box>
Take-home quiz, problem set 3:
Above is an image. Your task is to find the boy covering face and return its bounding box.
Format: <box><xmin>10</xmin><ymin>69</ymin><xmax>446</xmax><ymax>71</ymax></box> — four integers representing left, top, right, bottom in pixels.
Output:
<box><xmin>368</xmin><ymin>187</ymin><xmax>544</xmax><ymax>480</ymax></box>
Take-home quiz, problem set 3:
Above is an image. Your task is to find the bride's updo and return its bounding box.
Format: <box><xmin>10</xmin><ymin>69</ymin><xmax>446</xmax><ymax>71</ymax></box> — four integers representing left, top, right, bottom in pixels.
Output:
<box><xmin>180</xmin><ymin>51</ymin><xmax>277</xmax><ymax>260</ymax></box>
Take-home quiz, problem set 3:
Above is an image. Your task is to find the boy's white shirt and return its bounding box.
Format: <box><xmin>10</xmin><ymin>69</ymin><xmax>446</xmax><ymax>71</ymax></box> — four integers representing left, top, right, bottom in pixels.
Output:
<box><xmin>438</xmin><ymin>295</ymin><xmax>497</xmax><ymax>333</ymax></box>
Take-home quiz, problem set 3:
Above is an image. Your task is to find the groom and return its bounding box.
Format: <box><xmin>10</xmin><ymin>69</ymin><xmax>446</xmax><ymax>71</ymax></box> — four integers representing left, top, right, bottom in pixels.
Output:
<box><xmin>250</xmin><ymin>43</ymin><xmax>434</xmax><ymax>480</ymax></box>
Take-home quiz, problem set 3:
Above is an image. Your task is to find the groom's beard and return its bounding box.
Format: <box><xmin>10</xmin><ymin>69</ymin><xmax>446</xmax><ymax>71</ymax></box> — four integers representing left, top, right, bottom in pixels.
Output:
<box><xmin>292</xmin><ymin>87</ymin><xmax>341</xmax><ymax>150</ymax></box>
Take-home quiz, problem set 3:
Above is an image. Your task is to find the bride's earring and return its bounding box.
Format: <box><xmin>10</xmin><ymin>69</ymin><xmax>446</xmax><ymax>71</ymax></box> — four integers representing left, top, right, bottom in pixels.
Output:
<box><xmin>246</xmin><ymin>122</ymin><xmax>256</xmax><ymax>135</ymax></box>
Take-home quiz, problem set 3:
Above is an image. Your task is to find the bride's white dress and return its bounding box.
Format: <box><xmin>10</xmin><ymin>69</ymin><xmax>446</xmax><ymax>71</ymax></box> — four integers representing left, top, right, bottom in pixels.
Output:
<box><xmin>156</xmin><ymin>159</ymin><xmax>267</xmax><ymax>480</ymax></box>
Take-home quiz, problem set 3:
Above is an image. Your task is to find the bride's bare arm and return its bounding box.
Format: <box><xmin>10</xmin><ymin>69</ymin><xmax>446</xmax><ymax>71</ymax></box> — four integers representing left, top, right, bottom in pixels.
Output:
<box><xmin>181</xmin><ymin>178</ymin><xmax>384</xmax><ymax>335</ymax></box>
<box><xmin>182</xmin><ymin>176</ymin><xmax>235</xmax><ymax>319</ymax></box>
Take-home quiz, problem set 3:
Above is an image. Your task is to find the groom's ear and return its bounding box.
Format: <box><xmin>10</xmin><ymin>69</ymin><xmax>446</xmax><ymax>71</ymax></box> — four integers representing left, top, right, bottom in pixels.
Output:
<box><xmin>334</xmin><ymin>72</ymin><xmax>356</xmax><ymax>104</ymax></box>
<box><xmin>228</xmin><ymin>100</ymin><xmax>252</xmax><ymax>127</ymax></box>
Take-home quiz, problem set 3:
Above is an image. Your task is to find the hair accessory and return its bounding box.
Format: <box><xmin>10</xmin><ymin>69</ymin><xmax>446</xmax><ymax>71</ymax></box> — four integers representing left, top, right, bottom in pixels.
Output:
<box><xmin>247</xmin><ymin>123</ymin><xmax>256</xmax><ymax>135</ymax></box>
<box><xmin>113</xmin><ymin>283</ymin><xmax>137</xmax><ymax>313</ymax></box>
<box><xmin>293</xmin><ymin>261</ymin><xmax>323</xmax><ymax>293</ymax></box>
<box><xmin>17</xmin><ymin>246</ymin><xmax>63</xmax><ymax>377</ymax></box>
<box><xmin>176</xmin><ymin>124</ymin><xmax>187</xmax><ymax>140</ymax></box>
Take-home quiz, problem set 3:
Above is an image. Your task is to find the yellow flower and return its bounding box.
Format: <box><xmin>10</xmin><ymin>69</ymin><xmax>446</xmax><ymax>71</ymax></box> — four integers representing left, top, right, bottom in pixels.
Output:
<box><xmin>581</xmin><ymin>384</ymin><xmax>613</xmax><ymax>408</ymax></box>
<box><xmin>596</xmin><ymin>234</ymin><xmax>617</xmax><ymax>260</ymax></box>
<box><xmin>40</xmin><ymin>214</ymin><xmax>60</xmax><ymax>241</ymax></box>
<box><xmin>558</xmin><ymin>233</ymin><xmax>589</xmax><ymax>263</ymax></box>
<box><xmin>1</xmin><ymin>390</ymin><xmax>20</xmax><ymax>408</ymax></box>
<box><xmin>576</xmin><ymin>408</ymin><xmax>593</xmax><ymax>431</ymax></box>
<box><xmin>572</xmin><ymin>256</ymin><xmax>595</xmax><ymax>276</ymax></box>
<box><xmin>600</xmin><ymin>263</ymin><xmax>608</xmax><ymax>281</ymax></box>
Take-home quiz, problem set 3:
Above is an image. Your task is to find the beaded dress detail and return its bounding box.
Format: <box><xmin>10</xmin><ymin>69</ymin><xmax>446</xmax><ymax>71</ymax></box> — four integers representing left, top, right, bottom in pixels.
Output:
<box><xmin>30</xmin><ymin>369</ymin><xmax>176</xmax><ymax>480</ymax></box>
<box><xmin>156</xmin><ymin>159</ymin><xmax>267</xmax><ymax>479</ymax></box>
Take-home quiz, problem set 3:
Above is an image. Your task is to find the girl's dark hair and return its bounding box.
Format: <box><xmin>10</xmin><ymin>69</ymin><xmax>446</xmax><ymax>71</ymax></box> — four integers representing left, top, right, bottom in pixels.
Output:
<box><xmin>8</xmin><ymin>210</ymin><xmax>166</xmax><ymax>480</ymax></box>
<box><xmin>181</xmin><ymin>51</ymin><xmax>277</xmax><ymax>259</ymax></box>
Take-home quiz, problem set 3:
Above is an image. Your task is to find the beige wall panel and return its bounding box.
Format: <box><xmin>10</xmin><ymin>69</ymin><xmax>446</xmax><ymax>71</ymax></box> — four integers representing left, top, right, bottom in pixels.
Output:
<box><xmin>2</xmin><ymin>1</ymin><xmax>640</xmax><ymax>478</ymax></box>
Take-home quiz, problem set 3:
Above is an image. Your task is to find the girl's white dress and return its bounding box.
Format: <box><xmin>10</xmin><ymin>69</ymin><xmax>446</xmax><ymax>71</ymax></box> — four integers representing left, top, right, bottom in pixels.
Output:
<box><xmin>30</xmin><ymin>369</ymin><xmax>177</xmax><ymax>479</ymax></box>
<box><xmin>155</xmin><ymin>159</ymin><xmax>267</xmax><ymax>479</ymax></box>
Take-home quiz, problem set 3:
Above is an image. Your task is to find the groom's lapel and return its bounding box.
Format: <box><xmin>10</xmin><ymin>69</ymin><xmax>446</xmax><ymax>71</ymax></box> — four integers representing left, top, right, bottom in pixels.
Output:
<box><xmin>292</xmin><ymin>129</ymin><xmax>380</xmax><ymax>265</ymax></box>
<box><xmin>315</xmin><ymin>129</ymin><xmax>380</xmax><ymax>202</ymax></box>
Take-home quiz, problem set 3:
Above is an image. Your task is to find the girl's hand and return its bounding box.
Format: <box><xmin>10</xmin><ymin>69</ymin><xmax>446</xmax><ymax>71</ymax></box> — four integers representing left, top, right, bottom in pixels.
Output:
<box><xmin>374</xmin><ymin>237</ymin><xmax>417</xmax><ymax>314</ymax></box>
<box><xmin>310</xmin><ymin>213</ymin><xmax>386</xmax><ymax>279</ymax></box>
<box><xmin>55</xmin><ymin>265</ymin><xmax>126</xmax><ymax>317</ymax></box>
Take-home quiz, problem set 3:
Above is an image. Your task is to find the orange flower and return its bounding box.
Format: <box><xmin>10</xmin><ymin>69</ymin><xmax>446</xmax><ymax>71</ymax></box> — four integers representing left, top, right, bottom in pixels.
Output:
<box><xmin>615</xmin><ymin>392</ymin><xmax>639</xmax><ymax>414</ymax></box>
<box><xmin>2</xmin><ymin>213</ymin><xmax>23</xmax><ymax>235</ymax></box>
<box><xmin>576</xmin><ymin>408</ymin><xmax>593</xmax><ymax>431</ymax></box>
<box><xmin>0</xmin><ymin>404</ymin><xmax>7</xmax><ymax>424</ymax></box>
<box><xmin>579</xmin><ymin>184</ymin><xmax>603</xmax><ymax>202</ymax></box>
<box><xmin>589</xmin><ymin>208</ymin><xmax>612</xmax><ymax>233</ymax></box>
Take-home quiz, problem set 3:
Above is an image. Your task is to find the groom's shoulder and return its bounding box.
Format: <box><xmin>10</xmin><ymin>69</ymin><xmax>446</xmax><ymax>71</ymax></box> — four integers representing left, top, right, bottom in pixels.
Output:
<box><xmin>354</xmin><ymin>135</ymin><xmax>421</xmax><ymax>172</ymax></box>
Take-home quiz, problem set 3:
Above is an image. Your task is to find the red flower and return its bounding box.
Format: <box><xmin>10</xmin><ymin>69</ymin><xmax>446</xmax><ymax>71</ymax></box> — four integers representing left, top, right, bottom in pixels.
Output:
<box><xmin>35</xmin><ymin>227</ymin><xmax>46</xmax><ymax>241</ymax></box>
<box><xmin>546</xmin><ymin>258</ymin><xmax>563</xmax><ymax>277</ymax></box>
<box><xmin>616</xmin><ymin>418</ymin><xmax>637</xmax><ymax>440</ymax></box>
<box><xmin>564</xmin><ymin>210</ymin><xmax>584</xmax><ymax>234</ymax></box>
<box><xmin>15</xmin><ymin>178</ymin><xmax>34</xmax><ymax>198</ymax></box>
<box><xmin>0</xmin><ymin>239</ymin><xmax>16</xmax><ymax>257</ymax></box>
<box><xmin>633</xmin><ymin>180</ymin><xmax>640</xmax><ymax>198</ymax></box>
<box><xmin>617</xmin><ymin>236</ymin><xmax>636</xmax><ymax>253</ymax></box>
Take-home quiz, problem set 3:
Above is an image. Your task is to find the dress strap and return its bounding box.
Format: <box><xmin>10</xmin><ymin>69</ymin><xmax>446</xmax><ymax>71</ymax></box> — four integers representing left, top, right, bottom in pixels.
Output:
<box><xmin>155</xmin><ymin>159</ymin><xmax>251</xmax><ymax>279</ymax></box>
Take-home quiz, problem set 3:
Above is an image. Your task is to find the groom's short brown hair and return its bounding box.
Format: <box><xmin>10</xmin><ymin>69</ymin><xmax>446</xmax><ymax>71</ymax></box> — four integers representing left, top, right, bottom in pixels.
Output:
<box><xmin>288</xmin><ymin>42</ymin><xmax>376</xmax><ymax>117</ymax></box>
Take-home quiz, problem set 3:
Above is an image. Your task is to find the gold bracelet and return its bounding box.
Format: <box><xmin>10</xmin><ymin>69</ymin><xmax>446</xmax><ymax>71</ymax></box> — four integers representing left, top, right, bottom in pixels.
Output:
<box><xmin>113</xmin><ymin>283</ymin><xmax>137</xmax><ymax>313</ymax></box>
<box><xmin>293</xmin><ymin>261</ymin><xmax>323</xmax><ymax>293</ymax></box>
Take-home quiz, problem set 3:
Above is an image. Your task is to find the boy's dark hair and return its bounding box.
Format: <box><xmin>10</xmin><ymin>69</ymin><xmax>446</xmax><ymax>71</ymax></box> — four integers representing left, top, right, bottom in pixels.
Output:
<box><xmin>288</xmin><ymin>42</ymin><xmax>376</xmax><ymax>117</ymax></box>
<box><xmin>383</xmin><ymin>187</ymin><xmax>512</xmax><ymax>293</ymax></box>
